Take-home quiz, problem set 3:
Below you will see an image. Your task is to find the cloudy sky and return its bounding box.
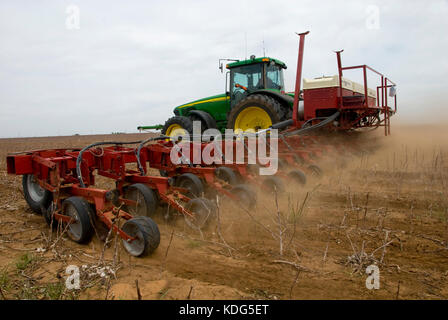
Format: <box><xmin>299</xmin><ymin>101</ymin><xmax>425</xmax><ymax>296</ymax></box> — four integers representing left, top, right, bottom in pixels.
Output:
<box><xmin>0</xmin><ymin>0</ymin><xmax>447</xmax><ymax>137</ymax></box>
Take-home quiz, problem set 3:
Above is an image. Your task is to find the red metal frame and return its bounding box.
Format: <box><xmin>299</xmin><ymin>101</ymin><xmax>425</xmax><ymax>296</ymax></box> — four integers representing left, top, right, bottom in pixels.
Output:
<box><xmin>6</xmin><ymin>147</ymin><xmax>198</xmax><ymax>242</ymax></box>
<box><xmin>334</xmin><ymin>51</ymin><xmax>397</xmax><ymax>135</ymax></box>
<box><xmin>287</xmin><ymin>32</ymin><xmax>398</xmax><ymax>135</ymax></box>
<box><xmin>292</xmin><ymin>31</ymin><xmax>310</xmax><ymax>127</ymax></box>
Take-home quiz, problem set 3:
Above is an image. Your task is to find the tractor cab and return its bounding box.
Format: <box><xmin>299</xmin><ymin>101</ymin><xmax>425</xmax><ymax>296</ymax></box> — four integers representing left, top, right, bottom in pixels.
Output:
<box><xmin>155</xmin><ymin>55</ymin><xmax>293</xmax><ymax>136</ymax></box>
<box><xmin>226</xmin><ymin>56</ymin><xmax>287</xmax><ymax>107</ymax></box>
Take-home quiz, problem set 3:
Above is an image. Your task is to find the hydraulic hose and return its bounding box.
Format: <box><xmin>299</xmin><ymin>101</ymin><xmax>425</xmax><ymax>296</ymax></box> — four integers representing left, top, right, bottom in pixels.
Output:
<box><xmin>76</xmin><ymin>140</ymin><xmax>143</xmax><ymax>188</ymax></box>
<box><xmin>135</xmin><ymin>135</ymin><xmax>170</xmax><ymax>175</ymax></box>
<box><xmin>283</xmin><ymin>111</ymin><xmax>340</xmax><ymax>137</ymax></box>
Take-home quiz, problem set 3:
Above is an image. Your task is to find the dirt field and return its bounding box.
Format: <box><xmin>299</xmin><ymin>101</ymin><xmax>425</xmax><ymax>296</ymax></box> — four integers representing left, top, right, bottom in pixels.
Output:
<box><xmin>0</xmin><ymin>125</ymin><xmax>447</xmax><ymax>300</ymax></box>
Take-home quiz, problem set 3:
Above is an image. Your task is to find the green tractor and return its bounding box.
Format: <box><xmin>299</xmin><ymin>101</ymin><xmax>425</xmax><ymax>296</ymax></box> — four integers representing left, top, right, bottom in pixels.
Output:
<box><xmin>140</xmin><ymin>55</ymin><xmax>297</xmax><ymax>136</ymax></box>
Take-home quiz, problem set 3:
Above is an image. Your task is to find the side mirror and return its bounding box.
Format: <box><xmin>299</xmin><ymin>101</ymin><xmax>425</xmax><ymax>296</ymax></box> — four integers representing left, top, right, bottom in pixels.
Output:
<box><xmin>219</xmin><ymin>63</ymin><xmax>223</xmax><ymax>73</ymax></box>
<box><xmin>389</xmin><ymin>85</ymin><xmax>397</xmax><ymax>97</ymax></box>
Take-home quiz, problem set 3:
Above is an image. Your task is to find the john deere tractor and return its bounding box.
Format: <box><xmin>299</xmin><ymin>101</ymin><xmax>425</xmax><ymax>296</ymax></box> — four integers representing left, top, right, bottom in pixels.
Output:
<box><xmin>141</xmin><ymin>55</ymin><xmax>297</xmax><ymax>136</ymax></box>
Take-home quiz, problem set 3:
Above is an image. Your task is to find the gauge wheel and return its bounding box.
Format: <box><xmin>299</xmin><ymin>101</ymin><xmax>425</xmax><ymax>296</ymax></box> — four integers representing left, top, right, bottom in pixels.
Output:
<box><xmin>184</xmin><ymin>198</ymin><xmax>217</xmax><ymax>230</ymax></box>
<box><xmin>123</xmin><ymin>183</ymin><xmax>158</xmax><ymax>217</ymax></box>
<box><xmin>175</xmin><ymin>173</ymin><xmax>204</xmax><ymax>198</ymax></box>
<box><xmin>121</xmin><ymin>216</ymin><xmax>160</xmax><ymax>257</ymax></box>
<box><xmin>22</xmin><ymin>174</ymin><xmax>52</xmax><ymax>214</ymax></box>
<box><xmin>230</xmin><ymin>184</ymin><xmax>257</xmax><ymax>209</ymax></box>
<box><xmin>262</xmin><ymin>176</ymin><xmax>285</xmax><ymax>193</ymax></box>
<box><xmin>61</xmin><ymin>196</ymin><xmax>94</xmax><ymax>244</ymax></box>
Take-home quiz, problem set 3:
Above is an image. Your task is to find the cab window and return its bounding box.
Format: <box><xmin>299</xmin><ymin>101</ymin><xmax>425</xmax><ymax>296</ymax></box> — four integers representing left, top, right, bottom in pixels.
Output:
<box><xmin>266</xmin><ymin>63</ymin><xmax>285</xmax><ymax>90</ymax></box>
<box><xmin>230</xmin><ymin>64</ymin><xmax>263</xmax><ymax>105</ymax></box>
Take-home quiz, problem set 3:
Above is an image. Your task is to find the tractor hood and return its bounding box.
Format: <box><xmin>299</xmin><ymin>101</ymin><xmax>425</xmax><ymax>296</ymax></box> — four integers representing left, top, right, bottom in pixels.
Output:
<box><xmin>173</xmin><ymin>93</ymin><xmax>228</xmax><ymax>113</ymax></box>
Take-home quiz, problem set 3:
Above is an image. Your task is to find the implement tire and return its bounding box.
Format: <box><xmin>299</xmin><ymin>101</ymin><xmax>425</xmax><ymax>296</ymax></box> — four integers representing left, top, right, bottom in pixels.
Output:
<box><xmin>22</xmin><ymin>174</ymin><xmax>52</xmax><ymax>215</ymax></box>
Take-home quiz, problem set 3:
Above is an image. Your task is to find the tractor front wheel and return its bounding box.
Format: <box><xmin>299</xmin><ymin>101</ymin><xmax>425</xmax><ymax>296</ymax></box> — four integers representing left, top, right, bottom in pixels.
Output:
<box><xmin>162</xmin><ymin>116</ymin><xmax>193</xmax><ymax>137</ymax></box>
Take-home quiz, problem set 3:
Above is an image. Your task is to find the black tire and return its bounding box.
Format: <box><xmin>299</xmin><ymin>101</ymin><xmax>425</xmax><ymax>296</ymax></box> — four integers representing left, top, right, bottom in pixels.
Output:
<box><xmin>308</xmin><ymin>164</ymin><xmax>323</xmax><ymax>178</ymax></box>
<box><xmin>184</xmin><ymin>197</ymin><xmax>216</xmax><ymax>230</ymax></box>
<box><xmin>262</xmin><ymin>176</ymin><xmax>285</xmax><ymax>193</ymax></box>
<box><xmin>123</xmin><ymin>184</ymin><xmax>158</xmax><ymax>217</ymax></box>
<box><xmin>159</xmin><ymin>170</ymin><xmax>169</xmax><ymax>177</ymax></box>
<box><xmin>230</xmin><ymin>184</ymin><xmax>257</xmax><ymax>209</ymax></box>
<box><xmin>188</xmin><ymin>110</ymin><xmax>218</xmax><ymax>133</ymax></box>
<box><xmin>215</xmin><ymin>167</ymin><xmax>238</xmax><ymax>185</ymax></box>
<box><xmin>22</xmin><ymin>174</ymin><xmax>52</xmax><ymax>214</ymax></box>
<box><xmin>227</xmin><ymin>94</ymin><xmax>287</xmax><ymax>130</ymax></box>
<box><xmin>121</xmin><ymin>216</ymin><xmax>160</xmax><ymax>257</ymax></box>
<box><xmin>62</xmin><ymin>196</ymin><xmax>94</xmax><ymax>244</ymax></box>
<box><xmin>161</xmin><ymin>116</ymin><xmax>193</xmax><ymax>136</ymax></box>
<box><xmin>293</xmin><ymin>154</ymin><xmax>305</xmax><ymax>166</ymax></box>
<box><xmin>175</xmin><ymin>173</ymin><xmax>204</xmax><ymax>198</ymax></box>
<box><xmin>288</xmin><ymin>169</ymin><xmax>307</xmax><ymax>186</ymax></box>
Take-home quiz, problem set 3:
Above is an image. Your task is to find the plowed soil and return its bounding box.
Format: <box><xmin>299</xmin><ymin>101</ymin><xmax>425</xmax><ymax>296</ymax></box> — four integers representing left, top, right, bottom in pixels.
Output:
<box><xmin>0</xmin><ymin>125</ymin><xmax>447</xmax><ymax>300</ymax></box>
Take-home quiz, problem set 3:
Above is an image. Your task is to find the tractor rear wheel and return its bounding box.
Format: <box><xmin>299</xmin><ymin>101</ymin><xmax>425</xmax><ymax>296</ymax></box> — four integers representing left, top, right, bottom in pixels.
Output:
<box><xmin>227</xmin><ymin>94</ymin><xmax>286</xmax><ymax>133</ymax></box>
<box><xmin>162</xmin><ymin>116</ymin><xmax>193</xmax><ymax>137</ymax></box>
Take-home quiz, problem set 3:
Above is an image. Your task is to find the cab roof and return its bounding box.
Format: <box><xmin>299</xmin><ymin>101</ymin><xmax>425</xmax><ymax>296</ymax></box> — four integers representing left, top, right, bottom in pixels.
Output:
<box><xmin>226</xmin><ymin>56</ymin><xmax>287</xmax><ymax>69</ymax></box>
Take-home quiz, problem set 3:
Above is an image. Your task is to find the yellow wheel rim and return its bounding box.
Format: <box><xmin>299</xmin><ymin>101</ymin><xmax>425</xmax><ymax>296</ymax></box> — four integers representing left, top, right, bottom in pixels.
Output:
<box><xmin>165</xmin><ymin>124</ymin><xmax>187</xmax><ymax>137</ymax></box>
<box><xmin>234</xmin><ymin>106</ymin><xmax>272</xmax><ymax>133</ymax></box>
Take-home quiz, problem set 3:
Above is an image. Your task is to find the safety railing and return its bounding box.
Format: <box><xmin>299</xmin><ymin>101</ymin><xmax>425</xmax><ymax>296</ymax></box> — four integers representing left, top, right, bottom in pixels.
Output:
<box><xmin>335</xmin><ymin>51</ymin><xmax>397</xmax><ymax>113</ymax></box>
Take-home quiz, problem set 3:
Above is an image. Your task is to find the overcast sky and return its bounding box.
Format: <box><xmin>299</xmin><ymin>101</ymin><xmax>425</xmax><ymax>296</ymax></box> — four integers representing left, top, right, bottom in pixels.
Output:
<box><xmin>0</xmin><ymin>0</ymin><xmax>447</xmax><ymax>137</ymax></box>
